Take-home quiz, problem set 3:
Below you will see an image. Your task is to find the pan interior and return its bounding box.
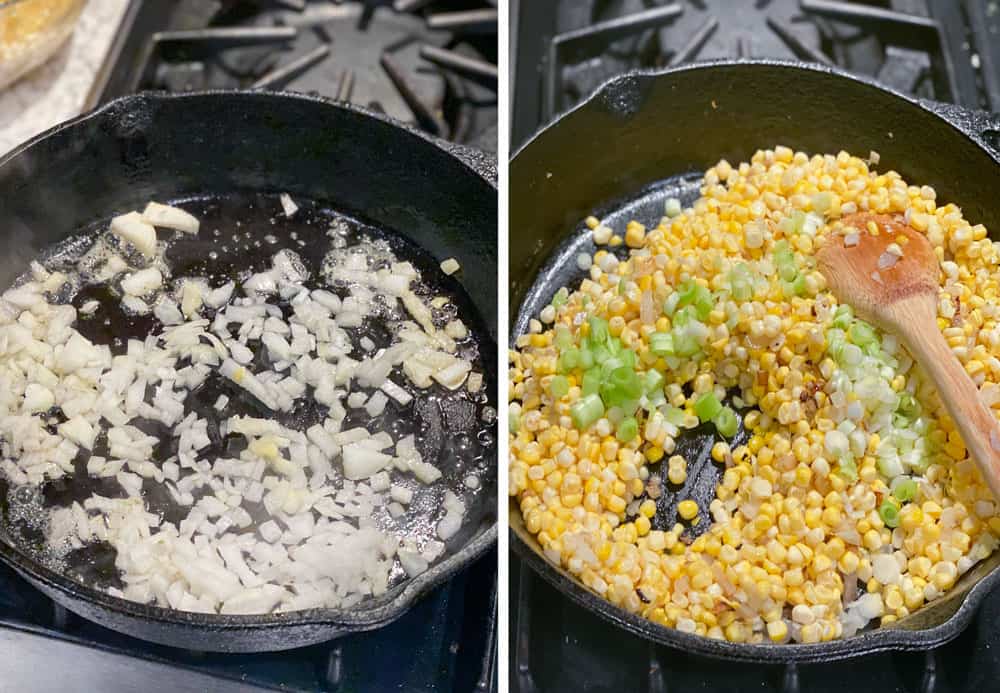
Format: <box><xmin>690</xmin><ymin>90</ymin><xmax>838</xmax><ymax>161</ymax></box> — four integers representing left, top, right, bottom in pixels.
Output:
<box><xmin>510</xmin><ymin>166</ymin><xmax>1000</xmax><ymax>647</ymax></box>
<box><xmin>513</xmin><ymin>172</ymin><xmax>752</xmax><ymax>538</ymax></box>
<box><xmin>0</xmin><ymin>191</ymin><xmax>497</xmax><ymax>614</ymax></box>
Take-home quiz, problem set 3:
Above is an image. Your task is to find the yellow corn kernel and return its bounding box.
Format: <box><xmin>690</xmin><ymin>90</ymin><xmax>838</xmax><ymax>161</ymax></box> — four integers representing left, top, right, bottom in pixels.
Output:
<box><xmin>766</xmin><ymin>620</ymin><xmax>788</xmax><ymax>643</ymax></box>
<box><xmin>678</xmin><ymin>500</ymin><xmax>699</xmax><ymax>520</ymax></box>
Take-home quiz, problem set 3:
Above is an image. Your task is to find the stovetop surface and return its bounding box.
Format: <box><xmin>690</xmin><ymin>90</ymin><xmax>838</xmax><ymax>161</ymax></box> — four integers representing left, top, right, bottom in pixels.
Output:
<box><xmin>510</xmin><ymin>1</ymin><xmax>1000</xmax><ymax>691</ymax></box>
<box><xmin>92</xmin><ymin>0</ymin><xmax>498</xmax><ymax>151</ymax></box>
<box><xmin>511</xmin><ymin>0</ymin><xmax>1000</xmax><ymax>148</ymax></box>
<box><xmin>1</xmin><ymin>549</ymin><xmax>496</xmax><ymax>692</ymax></box>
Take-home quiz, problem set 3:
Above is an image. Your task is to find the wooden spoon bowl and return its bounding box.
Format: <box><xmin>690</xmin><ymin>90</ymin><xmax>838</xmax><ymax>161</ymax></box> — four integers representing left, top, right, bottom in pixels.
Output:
<box><xmin>818</xmin><ymin>212</ymin><xmax>1000</xmax><ymax>499</ymax></box>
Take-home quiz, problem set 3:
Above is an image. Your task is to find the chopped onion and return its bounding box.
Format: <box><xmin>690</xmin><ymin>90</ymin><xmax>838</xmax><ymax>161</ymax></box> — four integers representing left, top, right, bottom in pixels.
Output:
<box><xmin>280</xmin><ymin>193</ymin><xmax>299</xmax><ymax>217</ymax></box>
<box><xmin>141</xmin><ymin>202</ymin><xmax>200</xmax><ymax>234</ymax></box>
<box><xmin>110</xmin><ymin>212</ymin><xmax>157</xmax><ymax>258</ymax></box>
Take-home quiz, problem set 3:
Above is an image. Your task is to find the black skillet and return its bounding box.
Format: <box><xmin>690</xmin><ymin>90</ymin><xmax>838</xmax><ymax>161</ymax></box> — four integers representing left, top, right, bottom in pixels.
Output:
<box><xmin>510</xmin><ymin>59</ymin><xmax>1000</xmax><ymax>662</ymax></box>
<box><xmin>0</xmin><ymin>90</ymin><xmax>497</xmax><ymax>652</ymax></box>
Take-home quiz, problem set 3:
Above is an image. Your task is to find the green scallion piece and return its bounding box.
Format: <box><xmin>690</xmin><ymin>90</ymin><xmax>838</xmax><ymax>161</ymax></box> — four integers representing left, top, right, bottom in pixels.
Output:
<box><xmin>713</xmin><ymin>407</ymin><xmax>739</xmax><ymax>438</ymax></box>
<box><xmin>832</xmin><ymin>304</ymin><xmax>853</xmax><ymax>329</ymax></box>
<box><xmin>549</xmin><ymin>375</ymin><xmax>569</xmax><ymax>400</ymax></box>
<box><xmin>582</xmin><ymin>369</ymin><xmax>602</xmax><ymax>397</ymax></box>
<box><xmin>558</xmin><ymin>347</ymin><xmax>580</xmax><ymax>373</ymax></box>
<box><xmin>551</xmin><ymin>287</ymin><xmax>569</xmax><ymax>309</ymax></box>
<box><xmin>672</xmin><ymin>329</ymin><xmax>701</xmax><ymax>357</ymax></box>
<box><xmin>570</xmin><ymin>394</ymin><xmax>605</xmax><ymax>430</ymax></box>
<box><xmin>664</xmin><ymin>407</ymin><xmax>685</xmax><ymax>426</ymax></box>
<box><xmin>849</xmin><ymin>321</ymin><xmax>877</xmax><ymax>348</ymax></box>
<box><xmin>694</xmin><ymin>392</ymin><xmax>723</xmax><ymax>422</ymax></box>
<box><xmin>672</xmin><ymin>305</ymin><xmax>696</xmax><ymax>327</ymax></box>
<box><xmin>836</xmin><ymin>458</ymin><xmax>858</xmax><ymax>482</ymax></box>
<box><xmin>616</xmin><ymin>416</ymin><xmax>638</xmax><ymax>442</ymax></box>
<box><xmin>892</xmin><ymin>478</ymin><xmax>918</xmax><ymax>503</ymax></box>
<box><xmin>644</xmin><ymin>369</ymin><xmax>665</xmax><ymax>395</ymax></box>
<box><xmin>600</xmin><ymin>366</ymin><xmax>644</xmax><ymax>407</ymax></box>
<box><xmin>589</xmin><ymin>316</ymin><xmax>609</xmax><ymax>343</ymax></box>
<box><xmin>649</xmin><ymin>331</ymin><xmax>675</xmax><ymax>356</ymax></box>
<box><xmin>663</xmin><ymin>292</ymin><xmax>680</xmax><ymax>316</ymax></box>
<box><xmin>896</xmin><ymin>392</ymin><xmax>920</xmax><ymax>419</ymax></box>
<box><xmin>878</xmin><ymin>498</ymin><xmax>901</xmax><ymax>528</ymax></box>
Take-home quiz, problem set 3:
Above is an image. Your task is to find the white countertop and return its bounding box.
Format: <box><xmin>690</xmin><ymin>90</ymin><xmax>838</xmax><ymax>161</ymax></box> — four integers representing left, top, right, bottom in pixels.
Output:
<box><xmin>0</xmin><ymin>0</ymin><xmax>129</xmax><ymax>156</ymax></box>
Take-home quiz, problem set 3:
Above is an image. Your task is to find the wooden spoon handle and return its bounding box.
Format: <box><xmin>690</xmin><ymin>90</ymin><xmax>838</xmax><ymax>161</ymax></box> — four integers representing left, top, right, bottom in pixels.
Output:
<box><xmin>895</xmin><ymin>297</ymin><xmax>1000</xmax><ymax>499</ymax></box>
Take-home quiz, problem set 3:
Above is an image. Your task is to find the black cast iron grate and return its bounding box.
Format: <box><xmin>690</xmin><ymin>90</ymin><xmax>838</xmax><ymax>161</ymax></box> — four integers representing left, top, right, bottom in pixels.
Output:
<box><xmin>513</xmin><ymin>0</ymin><xmax>999</xmax><ymax>147</ymax></box>
<box><xmin>88</xmin><ymin>0</ymin><xmax>498</xmax><ymax>150</ymax></box>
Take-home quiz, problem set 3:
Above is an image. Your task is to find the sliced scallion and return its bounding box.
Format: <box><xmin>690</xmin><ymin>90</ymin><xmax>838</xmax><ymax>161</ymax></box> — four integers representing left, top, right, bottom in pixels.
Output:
<box><xmin>589</xmin><ymin>316</ymin><xmax>609</xmax><ymax>344</ymax></box>
<box><xmin>892</xmin><ymin>477</ymin><xmax>918</xmax><ymax>503</ymax></box>
<box><xmin>714</xmin><ymin>407</ymin><xmax>739</xmax><ymax>438</ymax></box>
<box><xmin>878</xmin><ymin>498</ymin><xmax>901</xmax><ymax>528</ymax></box>
<box><xmin>558</xmin><ymin>347</ymin><xmax>580</xmax><ymax>373</ymax></box>
<box><xmin>849</xmin><ymin>321</ymin><xmax>877</xmax><ymax>348</ymax></box>
<box><xmin>549</xmin><ymin>375</ymin><xmax>569</xmax><ymax>399</ymax></box>
<box><xmin>616</xmin><ymin>416</ymin><xmax>638</xmax><ymax>442</ymax></box>
<box><xmin>581</xmin><ymin>368</ymin><xmax>602</xmax><ymax>397</ymax></box>
<box><xmin>570</xmin><ymin>393</ymin><xmax>604</xmax><ymax>430</ymax></box>
<box><xmin>649</xmin><ymin>331</ymin><xmax>675</xmax><ymax>356</ymax></box>
<box><xmin>694</xmin><ymin>392</ymin><xmax>723</xmax><ymax>422</ymax></box>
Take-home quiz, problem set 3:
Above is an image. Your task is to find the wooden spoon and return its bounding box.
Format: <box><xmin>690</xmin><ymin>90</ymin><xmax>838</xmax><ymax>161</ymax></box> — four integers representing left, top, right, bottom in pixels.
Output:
<box><xmin>817</xmin><ymin>212</ymin><xmax>1000</xmax><ymax>500</ymax></box>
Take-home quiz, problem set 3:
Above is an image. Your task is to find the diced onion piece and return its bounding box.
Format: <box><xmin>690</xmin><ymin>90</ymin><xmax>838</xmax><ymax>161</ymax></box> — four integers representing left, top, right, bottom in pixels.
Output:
<box><xmin>280</xmin><ymin>193</ymin><xmax>299</xmax><ymax>218</ymax></box>
<box><xmin>23</xmin><ymin>383</ymin><xmax>54</xmax><ymax>412</ymax></box>
<box><xmin>342</xmin><ymin>443</ymin><xmax>391</xmax><ymax>480</ymax></box>
<box><xmin>110</xmin><ymin>212</ymin><xmax>158</xmax><ymax>258</ymax></box>
<box><xmin>381</xmin><ymin>380</ymin><xmax>413</xmax><ymax>405</ymax></box>
<box><xmin>437</xmin><ymin>513</ymin><xmax>462</xmax><ymax>541</ymax></box>
<box><xmin>141</xmin><ymin>202</ymin><xmax>200</xmax><ymax>234</ymax></box>
<box><xmin>397</xmin><ymin>550</ymin><xmax>428</xmax><ymax>577</ymax></box>
<box><xmin>877</xmin><ymin>252</ymin><xmax>899</xmax><ymax>270</ymax></box>
<box><xmin>439</xmin><ymin>258</ymin><xmax>460</xmax><ymax>275</ymax></box>
<box><xmin>121</xmin><ymin>268</ymin><xmax>163</xmax><ymax>297</ymax></box>
<box><xmin>181</xmin><ymin>282</ymin><xmax>204</xmax><ymax>318</ymax></box>
<box><xmin>58</xmin><ymin>416</ymin><xmax>96</xmax><ymax>450</ymax></box>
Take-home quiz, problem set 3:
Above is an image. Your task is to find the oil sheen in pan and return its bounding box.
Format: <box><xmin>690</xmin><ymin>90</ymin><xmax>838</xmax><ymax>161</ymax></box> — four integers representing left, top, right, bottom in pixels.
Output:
<box><xmin>513</xmin><ymin>171</ymin><xmax>747</xmax><ymax>541</ymax></box>
<box><xmin>0</xmin><ymin>192</ymin><xmax>497</xmax><ymax>602</ymax></box>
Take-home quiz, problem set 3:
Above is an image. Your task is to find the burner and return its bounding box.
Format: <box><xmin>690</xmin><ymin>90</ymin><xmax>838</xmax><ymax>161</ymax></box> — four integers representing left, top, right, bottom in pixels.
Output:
<box><xmin>513</xmin><ymin>0</ymin><xmax>992</xmax><ymax>147</ymax></box>
<box><xmin>91</xmin><ymin>1</ymin><xmax>498</xmax><ymax>148</ymax></box>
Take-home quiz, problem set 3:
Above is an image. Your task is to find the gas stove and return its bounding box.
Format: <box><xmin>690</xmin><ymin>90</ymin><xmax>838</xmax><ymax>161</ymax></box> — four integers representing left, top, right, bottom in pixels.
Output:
<box><xmin>511</xmin><ymin>0</ymin><xmax>1000</xmax><ymax>148</ymax></box>
<box><xmin>0</xmin><ymin>2</ymin><xmax>497</xmax><ymax>692</ymax></box>
<box><xmin>89</xmin><ymin>0</ymin><xmax>498</xmax><ymax>151</ymax></box>
<box><xmin>510</xmin><ymin>1</ymin><xmax>1000</xmax><ymax>691</ymax></box>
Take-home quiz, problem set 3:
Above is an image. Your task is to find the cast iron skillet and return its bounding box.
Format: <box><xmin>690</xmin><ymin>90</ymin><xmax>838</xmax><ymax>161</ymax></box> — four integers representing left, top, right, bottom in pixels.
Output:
<box><xmin>0</xmin><ymin>90</ymin><xmax>497</xmax><ymax>652</ymax></box>
<box><xmin>510</xmin><ymin>59</ymin><xmax>1000</xmax><ymax>663</ymax></box>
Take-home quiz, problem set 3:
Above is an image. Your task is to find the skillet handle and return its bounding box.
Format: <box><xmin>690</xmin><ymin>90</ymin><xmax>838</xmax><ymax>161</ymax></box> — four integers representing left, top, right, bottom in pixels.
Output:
<box><xmin>919</xmin><ymin>98</ymin><xmax>1000</xmax><ymax>157</ymax></box>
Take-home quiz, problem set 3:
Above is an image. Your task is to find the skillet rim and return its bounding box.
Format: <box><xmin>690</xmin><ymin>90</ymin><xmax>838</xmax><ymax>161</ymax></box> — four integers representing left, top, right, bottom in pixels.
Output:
<box><xmin>509</xmin><ymin>57</ymin><xmax>1000</xmax><ymax>663</ymax></box>
<box><xmin>0</xmin><ymin>89</ymin><xmax>498</xmax><ymax>634</ymax></box>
